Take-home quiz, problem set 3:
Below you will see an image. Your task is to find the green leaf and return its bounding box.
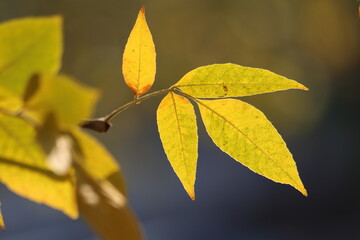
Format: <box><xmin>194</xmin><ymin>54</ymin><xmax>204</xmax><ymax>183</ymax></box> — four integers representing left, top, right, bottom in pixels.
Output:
<box><xmin>175</xmin><ymin>63</ymin><xmax>308</xmax><ymax>98</ymax></box>
<box><xmin>0</xmin><ymin>16</ymin><xmax>62</xmax><ymax>96</ymax></box>
<box><xmin>197</xmin><ymin>98</ymin><xmax>307</xmax><ymax>196</ymax></box>
<box><xmin>24</xmin><ymin>74</ymin><xmax>98</xmax><ymax>129</ymax></box>
<box><xmin>0</xmin><ymin>113</ymin><xmax>78</xmax><ymax>218</ymax></box>
<box><xmin>157</xmin><ymin>92</ymin><xmax>198</xmax><ymax>200</ymax></box>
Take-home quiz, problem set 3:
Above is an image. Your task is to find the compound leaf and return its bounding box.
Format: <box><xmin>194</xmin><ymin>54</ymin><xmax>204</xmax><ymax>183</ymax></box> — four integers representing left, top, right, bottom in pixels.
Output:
<box><xmin>197</xmin><ymin>98</ymin><xmax>307</xmax><ymax>196</ymax></box>
<box><xmin>122</xmin><ymin>7</ymin><xmax>156</xmax><ymax>97</ymax></box>
<box><xmin>0</xmin><ymin>16</ymin><xmax>62</xmax><ymax>96</ymax></box>
<box><xmin>157</xmin><ymin>92</ymin><xmax>198</xmax><ymax>200</ymax></box>
<box><xmin>175</xmin><ymin>63</ymin><xmax>308</xmax><ymax>98</ymax></box>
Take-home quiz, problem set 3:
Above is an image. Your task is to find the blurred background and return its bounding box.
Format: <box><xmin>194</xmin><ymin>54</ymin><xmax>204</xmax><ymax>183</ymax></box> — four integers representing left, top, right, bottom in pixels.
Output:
<box><xmin>0</xmin><ymin>0</ymin><xmax>359</xmax><ymax>239</ymax></box>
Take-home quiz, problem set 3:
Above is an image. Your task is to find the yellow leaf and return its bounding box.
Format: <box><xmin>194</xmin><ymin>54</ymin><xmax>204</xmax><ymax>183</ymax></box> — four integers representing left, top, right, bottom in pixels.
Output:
<box><xmin>157</xmin><ymin>92</ymin><xmax>198</xmax><ymax>199</ymax></box>
<box><xmin>0</xmin><ymin>16</ymin><xmax>62</xmax><ymax>96</ymax></box>
<box><xmin>0</xmin><ymin>113</ymin><xmax>78</xmax><ymax>218</ymax></box>
<box><xmin>197</xmin><ymin>99</ymin><xmax>307</xmax><ymax>196</ymax></box>
<box><xmin>24</xmin><ymin>74</ymin><xmax>98</xmax><ymax>129</ymax></box>
<box><xmin>175</xmin><ymin>63</ymin><xmax>308</xmax><ymax>98</ymax></box>
<box><xmin>71</xmin><ymin>128</ymin><xmax>126</xmax><ymax>195</ymax></box>
<box><xmin>122</xmin><ymin>7</ymin><xmax>156</xmax><ymax>97</ymax></box>
<box><xmin>0</xmin><ymin>85</ymin><xmax>22</xmax><ymax>112</ymax></box>
<box><xmin>0</xmin><ymin>202</ymin><xmax>4</xmax><ymax>230</ymax></box>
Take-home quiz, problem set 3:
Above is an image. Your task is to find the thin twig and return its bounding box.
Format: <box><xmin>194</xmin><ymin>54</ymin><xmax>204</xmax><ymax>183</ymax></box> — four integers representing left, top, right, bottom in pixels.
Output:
<box><xmin>81</xmin><ymin>87</ymin><xmax>173</xmax><ymax>132</ymax></box>
<box><xmin>104</xmin><ymin>88</ymin><xmax>172</xmax><ymax>122</ymax></box>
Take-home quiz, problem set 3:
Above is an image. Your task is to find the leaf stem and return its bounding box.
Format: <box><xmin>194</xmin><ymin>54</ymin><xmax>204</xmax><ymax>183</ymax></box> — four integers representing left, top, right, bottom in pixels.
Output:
<box><xmin>104</xmin><ymin>88</ymin><xmax>172</xmax><ymax>122</ymax></box>
<box><xmin>81</xmin><ymin>87</ymin><xmax>173</xmax><ymax>132</ymax></box>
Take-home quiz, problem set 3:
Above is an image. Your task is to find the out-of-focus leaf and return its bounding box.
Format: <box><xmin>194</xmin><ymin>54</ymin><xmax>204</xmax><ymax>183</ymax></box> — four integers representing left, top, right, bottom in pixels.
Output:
<box><xmin>46</xmin><ymin>134</ymin><xmax>73</xmax><ymax>176</ymax></box>
<box><xmin>77</xmin><ymin>175</ymin><xmax>142</xmax><ymax>240</ymax></box>
<box><xmin>157</xmin><ymin>93</ymin><xmax>198</xmax><ymax>200</ymax></box>
<box><xmin>74</xmin><ymin>129</ymin><xmax>141</xmax><ymax>240</ymax></box>
<box><xmin>77</xmin><ymin>171</ymin><xmax>138</xmax><ymax>240</ymax></box>
<box><xmin>72</xmin><ymin>128</ymin><xmax>126</xmax><ymax>209</ymax></box>
<box><xmin>122</xmin><ymin>7</ymin><xmax>156</xmax><ymax>97</ymax></box>
<box><xmin>197</xmin><ymin>98</ymin><xmax>307</xmax><ymax>196</ymax></box>
<box><xmin>37</xmin><ymin>114</ymin><xmax>73</xmax><ymax>176</ymax></box>
<box><xmin>25</xmin><ymin>74</ymin><xmax>98</xmax><ymax>129</ymax></box>
<box><xmin>23</xmin><ymin>74</ymin><xmax>40</xmax><ymax>103</ymax></box>
<box><xmin>0</xmin><ymin>202</ymin><xmax>4</xmax><ymax>230</ymax></box>
<box><xmin>175</xmin><ymin>63</ymin><xmax>308</xmax><ymax>98</ymax></box>
<box><xmin>0</xmin><ymin>85</ymin><xmax>22</xmax><ymax>112</ymax></box>
<box><xmin>0</xmin><ymin>113</ymin><xmax>78</xmax><ymax>218</ymax></box>
<box><xmin>71</xmin><ymin>129</ymin><xmax>124</xmax><ymax>191</ymax></box>
<box><xmin>0</xmin><ymin>16</ymin><xmax>62</xmax><ymax>96</ymax></box>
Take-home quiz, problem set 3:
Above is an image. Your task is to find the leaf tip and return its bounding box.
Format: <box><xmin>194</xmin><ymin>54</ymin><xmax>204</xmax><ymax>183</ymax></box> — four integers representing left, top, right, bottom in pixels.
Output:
<box><xmin>295</xmin><ymin>183</ymin><xmax>308</xmax><ymax>197</ymax></box>
<box><xmin>301</xmin><ymin>188</ymin><xmax>308</xmax><ymax>197</ymax></box>
<box><xmin>189</xmin><ymin>192</ymin><xmax>196</xmax><ymax>201</ymax></box>
<box><xmin>140</xmin><ymin>6</ymin><xmax>145</xmax><ymax>14</ymax></box>
<box><xmin>300</xmin><ymin>85</ymin><xmax>309</xmax><ymax>91</ymax></box>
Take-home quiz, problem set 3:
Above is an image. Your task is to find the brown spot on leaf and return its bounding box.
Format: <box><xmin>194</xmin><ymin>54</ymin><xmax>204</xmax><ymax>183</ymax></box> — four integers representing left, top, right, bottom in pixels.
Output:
<box><xmin>222</xmin><ymin>85</ymin><xmax>229</xmax><ymax>96</ymax></box>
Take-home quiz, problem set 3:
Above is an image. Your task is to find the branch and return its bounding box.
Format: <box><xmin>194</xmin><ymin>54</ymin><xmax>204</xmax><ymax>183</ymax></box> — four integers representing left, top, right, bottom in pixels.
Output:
<box><xmin>81</xmin><ymin>88</ymin><xmax>172</xmax><ymax>133</ymax></box>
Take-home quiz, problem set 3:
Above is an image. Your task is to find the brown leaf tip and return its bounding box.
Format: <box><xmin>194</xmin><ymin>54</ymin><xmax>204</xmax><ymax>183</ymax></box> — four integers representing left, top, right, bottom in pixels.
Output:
<box><xmin>140</xmin><ymin>6</ymin><xmax>145</xmax><ymax>14</ymax></box>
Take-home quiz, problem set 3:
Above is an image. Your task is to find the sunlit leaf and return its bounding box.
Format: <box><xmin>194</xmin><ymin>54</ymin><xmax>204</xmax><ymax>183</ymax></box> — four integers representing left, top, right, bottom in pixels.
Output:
<box><xmin>122</xmin><ymin>7</ymin><xmax>156</xmax><ymax>97</ymax></box>
<box><xmin>0</xmin><ymin>16</ymin><xmax>62</xmax><ymax>96</ymax></box>
<box><xmin>197</xmin><ymin>98</ymin><xmax>307</xmax><ymax>196</ymax></box>
<box><xmin>0</xmin><ymin>113</ymin><xmax>78</xmax><ymax>218</ymax></box>
<box><xmin>175</xmin><ymin>63</ymin><xmax>308</xmax><ymax>98</ymax></box>
<box><xmin>24</xmin><ymin>74</ymin><xmax>98</xmax><ymax>129</ymax></box>
<box><xmin>157</xmin><ymin>92</ymin><xmax>198</xmax><ymax>199</ymax></box>
<box><xmin>0</xmin><ymin>202</ymin><xmax>4</xmax><ymax>230</ymax></box>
